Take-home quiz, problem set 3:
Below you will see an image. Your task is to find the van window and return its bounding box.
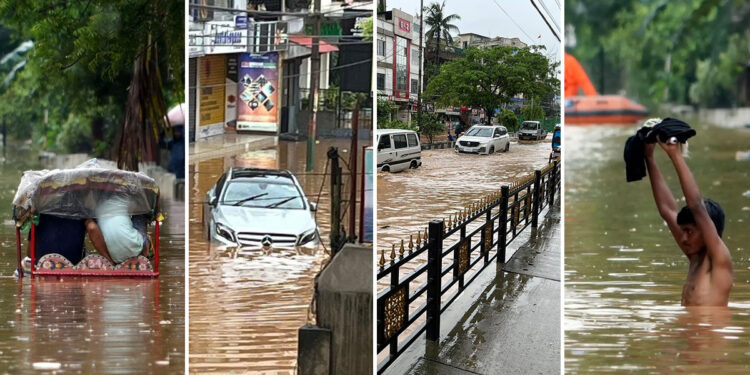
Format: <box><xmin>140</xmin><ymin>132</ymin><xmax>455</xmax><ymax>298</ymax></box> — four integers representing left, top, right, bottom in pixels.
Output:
<box><xmin>407</xmin><ymin>133</ymin><xmax>418</xmax><ymax>147</ymax></box>
<box><xmin>499</xmin><ymin>127</ymin><xmax>507</xmax><ymax>136</ymax></box>
<box><xmin>393</xmin><ymin>134</ymin><xmax>408</xmax><ymax>149</ymax></box>
<box><xmin>378</xmin><ymin>135</ymin><xmax>392</xmax><ymax>150</ymax></box>
<box><xmin>493</xmin><ymin>128</ymin><xmax>501</xmax><ymax>137</ymax></box>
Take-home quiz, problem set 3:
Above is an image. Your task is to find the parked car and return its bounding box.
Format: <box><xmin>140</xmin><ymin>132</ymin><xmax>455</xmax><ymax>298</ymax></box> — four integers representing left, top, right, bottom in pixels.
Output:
<box><xmin>455</xmin><ymin>125</ymin><xmax>510</xmax><ymax>154</ymax></box>
<box><xmin>203</xmin><ymin>168</ymin><xmax>319</xmax><ymax>253</ymax></box>
<box><xmin>376</xmin><ymin>129</ymin><xmax>422</xmax><ymax>173</ymax></box>
<box><xmin>518</xmin><ymin>121</ymin><xmax>547</xmax><ymax>141</ymax></box>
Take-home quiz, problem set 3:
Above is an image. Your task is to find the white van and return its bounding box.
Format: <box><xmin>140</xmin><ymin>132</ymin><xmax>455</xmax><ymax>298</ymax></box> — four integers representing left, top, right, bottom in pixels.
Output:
<box><xmin>376</xmin><ymin>129</ymin><xmax>422</xmax><ymax>173</ymax></box>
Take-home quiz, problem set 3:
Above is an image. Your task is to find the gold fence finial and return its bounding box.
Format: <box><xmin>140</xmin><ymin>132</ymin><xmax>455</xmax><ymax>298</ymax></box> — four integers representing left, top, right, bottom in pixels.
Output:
<box><xmin>399</xmin><ymin>239</ymin><xmax>405</xmax><ymax>257</ymax></box>
<box><xmin>379</xmin><ymin>248</ymin><xmax>385</xmax><ymax>267</ymax></box>
<box><xmin>390</xmin><ymin>244</ymin><xmax>396</xmax><ymax>261</ymax></box>
<box><xmin>416</xmin><ymin>230</ymin><xmax>421</xmax><ymax>245</ymax></box>
<box><xmin>409</xmin><ymin>234</ymin><xmax>414</xmax><ymax>251</ymax></box>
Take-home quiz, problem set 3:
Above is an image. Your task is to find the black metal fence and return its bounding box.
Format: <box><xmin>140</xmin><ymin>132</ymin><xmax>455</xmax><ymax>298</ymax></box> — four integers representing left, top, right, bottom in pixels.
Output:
<box><xmin>376</xmin><ymin>159</ymin><xmax>560</xmax><ymax>373</ymax></box>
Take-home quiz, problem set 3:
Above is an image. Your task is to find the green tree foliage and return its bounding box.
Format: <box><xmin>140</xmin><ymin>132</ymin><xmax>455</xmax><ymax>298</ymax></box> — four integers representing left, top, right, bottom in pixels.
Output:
<box><xmin>56</xmin><ymin>114</ymin><xmax>91</xmax><ymax>154</ymax></box>
<box><xmin>521</xmin><ymin>102</ymin><xmax>545</xmax><ymax>121</ymax></box>
<box><xmin>413</xmin><ymin>111</ymin><xmax>445</xmax><ymax>143</ymax></box>
<box><xmin>425</xmin><ymin>46</ymin><xmax>559</xmax><ymax>124</ymax></box>
<box><xmin>377</xmin><ymin>98</ymin><xmax>398</xmax><ymax>125</ymax></box>
<box><xmin>0</xmin><ymin>1</ymin><xmax>184</xmax><ymax>167</ymax></box>
<box><xmin>500</xmin><ymin>109</ymin><xmax>519</xmax><ymax>132</ymax></box>
<box><xmin>566</xmin><ymin>0</ymin><xmax>750</xmax><ymax>107</ymax></box>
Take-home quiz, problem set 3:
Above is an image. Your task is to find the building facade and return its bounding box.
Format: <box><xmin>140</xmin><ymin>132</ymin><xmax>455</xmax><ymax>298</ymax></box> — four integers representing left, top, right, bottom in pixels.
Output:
<box><xmin>454</xmin><ymin>33</ymin><xmax>527</xmax><ymax>50</ymax></box>
<box><xmin>188</xmin><ymin>0</ymin><xmax>368</xmax><ymax>140</ymax></box>
<box><xmin>376</xmin><ymin>9</ymin><xmax>424</xmax><ymax>125</ymax></box>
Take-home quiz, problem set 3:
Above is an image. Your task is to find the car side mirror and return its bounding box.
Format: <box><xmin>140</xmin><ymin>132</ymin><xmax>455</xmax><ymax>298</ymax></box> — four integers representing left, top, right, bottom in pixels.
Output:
<box><xmin>309</xmin><ymin>202</ymin><xmax>318</xmax><ymax>212</ymax></box>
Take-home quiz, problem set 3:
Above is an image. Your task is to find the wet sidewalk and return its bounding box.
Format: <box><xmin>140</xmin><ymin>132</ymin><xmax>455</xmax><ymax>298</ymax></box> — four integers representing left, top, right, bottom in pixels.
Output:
<box><xmin>189</xmin><ymin>132</ymin><xmax>277</xmax><ymax>163</ymax></box>
<box><xmin>390</xmin><ymin>204</ymin><xmax>561</xmax><ymax>375</ymax></box>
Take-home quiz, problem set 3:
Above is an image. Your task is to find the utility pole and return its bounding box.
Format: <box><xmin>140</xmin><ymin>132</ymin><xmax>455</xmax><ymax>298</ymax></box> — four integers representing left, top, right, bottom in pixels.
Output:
<box><xmin>306</xmin><ymin>0</ymin><xmax>322</xmax><ymax>172</ymax></box>
<box><xmin>417</xmin><ymin>0</ymin><xmax>424</xmax><ymax>133</ymax></box>
<box><xmin>348</xmin><ymin>101</ymin><xmax>359</xmax><ymax>243</ymax></box>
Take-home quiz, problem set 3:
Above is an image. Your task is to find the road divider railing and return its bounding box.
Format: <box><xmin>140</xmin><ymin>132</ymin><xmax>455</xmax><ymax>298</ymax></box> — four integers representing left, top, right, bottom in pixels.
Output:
<box><xmin>376</xmin><ymin>159</ymin><xmax>560</xmax><ymax>373</ymax></box>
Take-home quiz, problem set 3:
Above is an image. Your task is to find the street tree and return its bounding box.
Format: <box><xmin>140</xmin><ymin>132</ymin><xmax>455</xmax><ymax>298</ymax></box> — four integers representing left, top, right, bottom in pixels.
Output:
<box><xmin>500</xmin><ymin>109</ymin><xmax>519</xmax><ymax>132</ymax></box>
<box><xmin>425</xmin><ymin>46</ymin><xmax>559</xmax><ymax>124</ymax></box>
<box><xmin>521</xmin><ymin>102</ymin><xmax>545</xmax><ymax>121</ymax></box>
<box><xmin>567</xmin><ymin>0</ymin><xmax>750</xmax><ymax>107</ymax></box>
<box><xmin>0</xmin><ymin>0</ymin><xmax>184</xmax><ymax>170</ymax></box>
<box><xmin>424</xmin><ymin>1</ymin><xmax>460</xmax><ymax>67</ymax></box>
<box><xmin>413</xmin><ymin>111</ymin><xmax>445</xmax><ymax>143</ymax></box>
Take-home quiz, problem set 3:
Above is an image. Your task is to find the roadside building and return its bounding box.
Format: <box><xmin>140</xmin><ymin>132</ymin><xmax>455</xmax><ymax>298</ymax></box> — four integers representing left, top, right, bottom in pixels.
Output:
<box><xmin>454</xmin><ymin>33</ymin><xmax>527</xmax><ymax>50</ymax></box>
<box><xmin>188</xmin><ymin>0</ymin><xmax>370</xmax><ymax>142</ymax></box>
<box><xmin>376</xmin><ymin>8</ymin><xmax>424</xmax><ymax>126</ymax></box>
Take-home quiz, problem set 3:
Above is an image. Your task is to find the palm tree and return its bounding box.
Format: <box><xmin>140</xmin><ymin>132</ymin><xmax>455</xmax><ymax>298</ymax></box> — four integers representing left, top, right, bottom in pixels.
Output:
<box><xmin>424</xmin><ymin>1</ymin><xmax>460</xmax><ymax>68</ymax></box>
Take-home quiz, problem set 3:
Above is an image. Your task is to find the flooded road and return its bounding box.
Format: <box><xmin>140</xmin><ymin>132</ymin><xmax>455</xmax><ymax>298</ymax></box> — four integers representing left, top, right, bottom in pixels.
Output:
<box><xmin>564</xmin><ymin>123</ymin><xmax>750</xmax><ymax>374</ymax></box>
<box><xmin>0</xmin><ymin>142</ymin><xmax>185</xmax><ymax>374</ymax></box>
<box><xmin>376</xmin><ymin>140</ymin><xmax>556</xmax><ymax>365</ymax></box>
<box><xmin>377</xmin><ymin>141</ymin><xmax>554</xmax><ymax>256</ymax></box>
<box><xmin>188</xmin><ymin>138</ymin><xmax>369</xmax><ymax>373</ymax></box>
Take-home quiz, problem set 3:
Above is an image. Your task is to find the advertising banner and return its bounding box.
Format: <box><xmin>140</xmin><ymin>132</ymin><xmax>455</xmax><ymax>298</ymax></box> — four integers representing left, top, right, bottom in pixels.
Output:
<box><xmin>198</xmin><ymin>54</ymin><xmax>226</xmax><ymax>138</ymax></box>
<box><xmin>237</xmin><ymin>52</ymin><xmax>279</xmax><ymax>132</ymax></box>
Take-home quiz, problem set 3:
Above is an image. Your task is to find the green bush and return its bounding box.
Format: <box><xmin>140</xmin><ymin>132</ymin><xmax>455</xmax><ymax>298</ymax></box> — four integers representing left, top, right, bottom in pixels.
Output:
<box><xmin>500</xmin><ymin>109</ymin><xmax>519</xmax><ymax>132</ymax></box>
<box><xmin>55</xmin><ymin>114</ymin><xmax>91</xmax><ymax>153</ymax></box>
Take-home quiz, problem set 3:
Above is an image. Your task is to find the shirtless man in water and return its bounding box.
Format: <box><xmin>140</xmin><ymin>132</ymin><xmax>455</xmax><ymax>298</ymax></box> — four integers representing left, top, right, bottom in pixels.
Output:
<box><xmin>645</xmin><ymin>140</ymin><xmax>733</xmax><ymax>306</ymax></box>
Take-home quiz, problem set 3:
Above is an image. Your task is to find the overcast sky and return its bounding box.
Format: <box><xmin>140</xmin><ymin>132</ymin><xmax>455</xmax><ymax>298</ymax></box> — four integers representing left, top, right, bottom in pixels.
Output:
<box><xmin>385</xmin><ymin>0</ymin><xmax>561</xmax><ymax>63</ymax></box>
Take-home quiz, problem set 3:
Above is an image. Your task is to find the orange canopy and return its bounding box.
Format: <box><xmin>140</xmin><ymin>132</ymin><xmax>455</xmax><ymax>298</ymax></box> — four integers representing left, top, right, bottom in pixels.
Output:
<box><xmin>565</xmin><ymin>53</ymin><xmax>597</xmax><ymax>97</ymax></box>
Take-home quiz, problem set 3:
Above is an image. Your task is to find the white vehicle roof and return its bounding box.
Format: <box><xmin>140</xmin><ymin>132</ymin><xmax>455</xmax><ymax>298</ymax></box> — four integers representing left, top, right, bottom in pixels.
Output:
<box><xmin>376</xmin><ymin>128</ymin><xmax>418</xmax><ymax>135</ymax></box>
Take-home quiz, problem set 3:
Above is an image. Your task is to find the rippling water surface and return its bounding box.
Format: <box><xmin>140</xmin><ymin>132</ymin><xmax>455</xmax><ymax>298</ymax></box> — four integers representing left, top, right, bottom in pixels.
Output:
<box><xmin>0</xmin><ymin>142</ymin><xmax>185</xmax><ymax>374</ymax></box>
<box><xmin>564</xmin><ymin>123</ymin><xmax>750</xmax><ymax>374</ymax></box>
<box><xmin>377</xmin><ymin>141</ymin><xmax>555</xmax><ymax>363</ymax></box>
<box><xmin>188</xmin><ymin>139</ymin><xmax>368</xmax><ymax>373</ymax></box>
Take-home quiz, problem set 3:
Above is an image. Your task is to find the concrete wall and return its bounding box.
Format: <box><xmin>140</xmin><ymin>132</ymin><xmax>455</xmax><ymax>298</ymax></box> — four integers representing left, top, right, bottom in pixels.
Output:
<box><xmin>299</xmin><ymin>244</ymin><xmax>372</xmax><ymax>375</ymax></box>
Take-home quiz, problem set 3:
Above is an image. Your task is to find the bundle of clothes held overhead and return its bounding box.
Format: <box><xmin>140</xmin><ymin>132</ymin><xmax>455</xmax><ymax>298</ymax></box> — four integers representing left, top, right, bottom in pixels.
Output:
<box><xmin>623</xmin><ymin>117</ymin><xmax>696</xmax><ymax>182</ymax></box>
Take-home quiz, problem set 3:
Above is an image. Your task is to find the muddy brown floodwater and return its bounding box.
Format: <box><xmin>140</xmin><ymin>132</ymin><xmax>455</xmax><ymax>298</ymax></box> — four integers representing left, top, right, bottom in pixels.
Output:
<box><xmin>376</xmin><ymin>140</ymin><xmax>555</xmax><ymax>364</ymax></box>
<box><xmin>565</xmin><ymin>123</ymin><xmax>750</xmax><ymax>374</ymax></box>
<box><xmin>0</xmin><ymin>143</ymin><xmax>185</xmax><ymax>374</ymax></box>
<box><xmin>188</xmin><ymin>138</ymin><xmax>369</xmax><ymax>374</ymax></box>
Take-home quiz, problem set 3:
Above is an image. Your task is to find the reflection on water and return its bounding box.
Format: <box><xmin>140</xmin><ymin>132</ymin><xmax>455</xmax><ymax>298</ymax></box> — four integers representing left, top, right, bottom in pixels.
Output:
<box><xmin>565</xmin><ymin>124</ymin><xmax>750</xmax><ymax>374</ymax></box>
<box><xmin>188</xmin><ymin>138</ymin><xmax>368</xmax><ymax>373</ymax></box>
<box><xmin>0</xmin><ymin>142</ymin><xmax>185</xmax><ymax>374</ymax></box>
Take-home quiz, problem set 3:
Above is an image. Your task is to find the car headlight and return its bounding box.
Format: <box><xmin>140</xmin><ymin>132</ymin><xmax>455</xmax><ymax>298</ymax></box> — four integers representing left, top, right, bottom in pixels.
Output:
<box><xmin>297</xmin><ymin>229</ymin><xmax>317</xmax><ymax>245</ymax></box>
<box><xmin>216</xmin><ymin>223</ymin><xmax>236</xmax><ymax>243</ymax></box>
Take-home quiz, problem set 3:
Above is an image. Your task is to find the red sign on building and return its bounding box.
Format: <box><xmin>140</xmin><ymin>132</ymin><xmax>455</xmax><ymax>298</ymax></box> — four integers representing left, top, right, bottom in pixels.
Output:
<box><xmin>398</xmin><ymin>18</ymin><xmax>410</xmax><ymax>32</ymax></box>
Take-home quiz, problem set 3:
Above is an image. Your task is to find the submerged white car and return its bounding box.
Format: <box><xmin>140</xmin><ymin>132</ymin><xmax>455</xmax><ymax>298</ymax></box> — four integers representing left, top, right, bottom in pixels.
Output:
<box><xmin>203</xmin><ymin>168</ymin><xmax>319</xmax><ymax>252</ymax></box>
<box><xmin>455</xmin><ymin>125</ymin><xmax>510</xmax><ymax>154</ymax></box>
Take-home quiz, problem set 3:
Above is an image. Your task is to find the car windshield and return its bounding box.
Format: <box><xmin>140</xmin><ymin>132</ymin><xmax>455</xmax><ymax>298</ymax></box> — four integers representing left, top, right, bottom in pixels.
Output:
<box><xmin>521</xmin><ymin>123</ymin><xmax>537</xmax><ymax>130</ymax></box>
<box><xmin>222</xmin><ymin>180</ymin><xmax>304</xmax><ymax>209</ymax></box>
<box><xmin>466</xmin><ymin>127</ymin><xmax>493</xmax><ymax>137</ymax></box>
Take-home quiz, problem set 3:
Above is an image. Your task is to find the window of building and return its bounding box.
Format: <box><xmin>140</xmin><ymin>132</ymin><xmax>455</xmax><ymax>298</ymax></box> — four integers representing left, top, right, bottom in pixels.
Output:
<box><xmin>395</xmin><ymin>37</ymin><xmax>408</xmax><ymax>92</ymax></box>
<box><xmin>377</xmin><ymin>39</ymin><xmax>386</xmax><ymax>56</ymax></box>
<box><xmin>411</xmin><ymin>79</ymin><xmax>418</xmax><ymax>94</ymax></box>
<box><xmin>377</xmin><ymin>73</ymin><xmax>386</xmax><ymax>90</ymax></box>
<box><xmin>412</xmin><ymin>48</ymin><xmax>419</xmax><ymax>65</ymax></box>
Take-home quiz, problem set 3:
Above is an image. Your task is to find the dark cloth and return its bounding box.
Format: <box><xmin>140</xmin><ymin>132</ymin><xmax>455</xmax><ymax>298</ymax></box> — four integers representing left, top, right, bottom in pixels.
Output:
<box><xmin>35</xmin><ymin>214</ymin><xmax>86</xmax><ymax>265</ymax></box>
<box><xmin>623</xmin><ymin>118</ymin><xmax>696</xmax><ymax>182</ymax></box>
<box><xmin>644</xmin><ymin>118</ymin><xmax>696</xmax><ymax>143</ymax></box>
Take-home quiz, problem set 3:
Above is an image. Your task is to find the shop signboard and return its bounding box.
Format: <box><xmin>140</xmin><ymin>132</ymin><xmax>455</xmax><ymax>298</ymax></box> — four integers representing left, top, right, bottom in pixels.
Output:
<box><xmin>204</xmin><ymin>21</ymin><xmax>247</xmax><ymax>55</ymax></box>
<box><xmin>236</xmin><ymin>52</ymin><xmax>279</xmax><ymax>132</ymax></box>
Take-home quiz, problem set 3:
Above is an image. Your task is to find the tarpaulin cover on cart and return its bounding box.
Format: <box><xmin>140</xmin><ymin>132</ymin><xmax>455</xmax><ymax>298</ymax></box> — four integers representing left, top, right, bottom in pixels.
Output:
<box><xmin>12</xmin><ymin>159</ymin><xmax>159</xmax><ymax>224</ymax></box>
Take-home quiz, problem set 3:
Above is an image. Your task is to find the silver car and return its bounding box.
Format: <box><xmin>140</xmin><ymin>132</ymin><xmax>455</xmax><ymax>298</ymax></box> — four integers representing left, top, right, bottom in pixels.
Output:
<box><xmin>203</xmin><ymin>168</ymin><xmax>319</xmax><ymax>252</ymax></box>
